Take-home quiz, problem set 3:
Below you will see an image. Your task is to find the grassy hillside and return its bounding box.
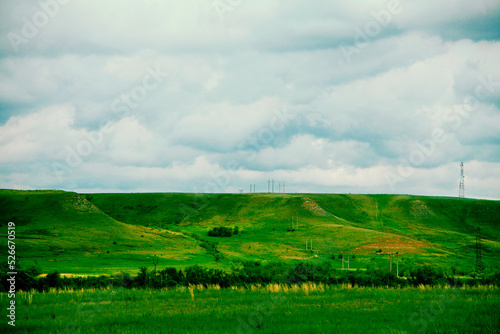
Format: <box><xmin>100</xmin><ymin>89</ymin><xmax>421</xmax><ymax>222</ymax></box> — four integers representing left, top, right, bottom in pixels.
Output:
<box><xmin>1</xmin><ymin>190</ymin><xmax>499</xmax><ymax>275</ymax></box>
<box><xmin>0</xmin><ymin>190</ymin><xmax>211</xmax><ymax>274</ymax></box>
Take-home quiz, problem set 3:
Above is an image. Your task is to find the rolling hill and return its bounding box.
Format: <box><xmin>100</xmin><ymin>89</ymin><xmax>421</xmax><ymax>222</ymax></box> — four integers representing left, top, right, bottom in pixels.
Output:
<box><xmin>1</xmin><ymin>190</ymin><xmax>499</xmax><ymax>275</ymax></box>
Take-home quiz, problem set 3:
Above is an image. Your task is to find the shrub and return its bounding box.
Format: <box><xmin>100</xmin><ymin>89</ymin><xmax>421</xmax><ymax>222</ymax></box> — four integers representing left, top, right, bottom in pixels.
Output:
<box><xmin>409</xmin><ymin>266</ymin><xmax>444</xmax><ymax>286</ymax></box>
<box><xmin>45</xmin><ymin>271</ymin><xmax>61</xmax><ymax>289</ymax></box>
<box><xmin>208</xmin><ymin>226</ymin><xmax>233</xmax><ymax>237</ymax></box>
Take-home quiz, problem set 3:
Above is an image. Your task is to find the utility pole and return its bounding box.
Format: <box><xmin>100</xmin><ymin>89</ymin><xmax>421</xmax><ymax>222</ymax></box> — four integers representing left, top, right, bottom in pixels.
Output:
<box><xmin>279</xmin><ymin>182</ymin><xmax>281</xmax><ymax>193</ymax></box>
<box><xmin>272</xmin><ymin>180</ymin><xmax>274</xmax><ymax>193</ymax></box>
<box><xmin>459</xmin><ymin>162</ymin><xmax>465</xmax><ymax>198</ymax></box>
<box><xmin>268</xmin><ymin>179</ymin><xmax>270</xmax><ymax>193</ymax></box>
<box><xmin>305</xmin><ymin>238</ymin><xmax>312</xmax><ymax>251</ymax></box>
<box><xmin>153</xmin><ymin>256</ymin><xmax>159</xmax><ymax>272</ymax></box>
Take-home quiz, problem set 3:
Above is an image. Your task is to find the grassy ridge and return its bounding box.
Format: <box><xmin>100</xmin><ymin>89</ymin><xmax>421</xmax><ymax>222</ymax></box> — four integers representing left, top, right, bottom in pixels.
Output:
<box><xmin>1</xmin><ymin>190</ymin><xmax>499</xmax><ymax>275</ymax></box>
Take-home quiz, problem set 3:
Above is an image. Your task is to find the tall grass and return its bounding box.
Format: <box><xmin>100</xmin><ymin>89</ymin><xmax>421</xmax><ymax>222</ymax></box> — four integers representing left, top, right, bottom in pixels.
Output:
<box><xmin>4</xmin><ymin>285</ymin><xmax>498</xmax><ymax>333</ymax></box>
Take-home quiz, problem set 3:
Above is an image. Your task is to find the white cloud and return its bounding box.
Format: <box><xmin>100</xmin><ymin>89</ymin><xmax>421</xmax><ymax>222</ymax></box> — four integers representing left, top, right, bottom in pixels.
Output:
<box><xmin>0</xmin><ymin>1</ymin><xmax>499</xmax><ymax>199</ymax></box>
<box><xmin>0</xmin><ymin>105</ymin><xmax>75</xmax><ymax>163</ymax></box>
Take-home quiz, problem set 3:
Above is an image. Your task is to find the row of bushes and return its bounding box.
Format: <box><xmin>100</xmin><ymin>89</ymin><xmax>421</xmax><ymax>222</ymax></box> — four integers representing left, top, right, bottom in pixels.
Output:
<box><xmin>2</xmin><ymin>262</ymin><xmax>499</xmax><ymax>292</ymax></box>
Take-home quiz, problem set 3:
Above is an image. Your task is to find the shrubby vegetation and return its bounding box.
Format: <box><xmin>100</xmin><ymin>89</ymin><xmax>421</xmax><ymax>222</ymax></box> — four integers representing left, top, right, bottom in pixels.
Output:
<box><xmin>207</xmin><ymin>226</ymin><xmax>238</xmax><ymax>237</ymax></box>
<box><xmin>2</xmin><ymin>262</ymin><xmax>499</xmax><ymax>292</ymax></box>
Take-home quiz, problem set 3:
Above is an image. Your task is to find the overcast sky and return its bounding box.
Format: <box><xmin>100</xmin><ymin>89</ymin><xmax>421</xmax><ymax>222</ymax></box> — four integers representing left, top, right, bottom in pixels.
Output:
<box><xmin>0</xmin><ymin>0</ymin><xmax>499</xmax><ymax>199</ymax></box>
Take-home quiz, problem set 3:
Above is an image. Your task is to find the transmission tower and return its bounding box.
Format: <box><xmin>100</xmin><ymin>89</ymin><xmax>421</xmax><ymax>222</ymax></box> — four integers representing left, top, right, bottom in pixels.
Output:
<box><xmin>459</xmin><ymin>162</ymin><xmax>465</xmax><ymax>198</ymax></box>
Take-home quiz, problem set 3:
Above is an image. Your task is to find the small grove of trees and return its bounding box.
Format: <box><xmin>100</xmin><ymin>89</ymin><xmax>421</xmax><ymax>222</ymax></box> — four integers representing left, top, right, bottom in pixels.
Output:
<box><xmin>208</xmin><ymin>226</ymin><xmax>239</xmax><ymax>237</ymax></box>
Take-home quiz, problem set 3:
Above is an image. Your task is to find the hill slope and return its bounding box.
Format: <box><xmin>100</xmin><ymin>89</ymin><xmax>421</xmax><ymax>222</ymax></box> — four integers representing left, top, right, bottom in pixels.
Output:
<box><xmin>0</xmin><ymin>190</ymin><xmax>210</xmax><ymax>274</ymax></box>
<box><xmin>1</xmin><ymin>190</ymin><xmax>499</xmax><ymax>275</ymax></box>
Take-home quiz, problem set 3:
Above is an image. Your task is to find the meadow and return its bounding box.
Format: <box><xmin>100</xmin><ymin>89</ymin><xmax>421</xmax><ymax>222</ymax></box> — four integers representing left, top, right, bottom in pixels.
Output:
<box><xmin>1</xmin><ymin>190</ymin><xmax>499</xmax><ymax>332</ymax></box>
<box><xmin>2</xmin><ymin>284</ymin><xmax>498</xmax><ymax>333</ymax></box>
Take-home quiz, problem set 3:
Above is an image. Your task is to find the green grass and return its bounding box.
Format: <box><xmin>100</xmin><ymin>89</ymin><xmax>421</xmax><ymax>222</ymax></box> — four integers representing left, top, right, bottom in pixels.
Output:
<box><xmin>1</xmin><ymin>190</ymin><xmax>499</xmax><ymax>275</ymax></box>
<box><xmin>3</xmin><ymin>285</ymin><xmax>499</xmax><ymax>333</ymax></box>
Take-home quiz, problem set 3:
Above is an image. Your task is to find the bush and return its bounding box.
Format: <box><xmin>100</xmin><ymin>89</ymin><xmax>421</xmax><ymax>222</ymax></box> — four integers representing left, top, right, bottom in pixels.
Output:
<box><xmin>199</xmin><ymin>241</ymin><xmax>224</xmax><ymax>261</ymax></box>
<box><xmin>409</xmin><ymin>266</ymin><xmax>444</xmax><ymax>286</ymax></box>
<box><xmin>45</xmin><ymin>271</ymin><xmax>61</xmax><ymax>289</ymax></box>
<box><xmin>208</xmin><ymin>227</ymin><xmax>233</xmax><ymax>237</ymax></box>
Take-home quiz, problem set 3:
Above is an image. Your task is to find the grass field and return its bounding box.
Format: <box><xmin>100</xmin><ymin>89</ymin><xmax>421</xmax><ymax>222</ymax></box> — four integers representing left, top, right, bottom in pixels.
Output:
<box><xmin>1</xmin><ymin>190</ymin><xmax>499</xmax><ymax>275</ymax></box>
<box><xmin>1</xmin><ymin>189</ymin><xmax>499</xmax><ymax>333</ymax></box>
<box><xmin>2</xmin><ymin>285</ymin><xmax>498</xmax><ymax>333</ymax></box>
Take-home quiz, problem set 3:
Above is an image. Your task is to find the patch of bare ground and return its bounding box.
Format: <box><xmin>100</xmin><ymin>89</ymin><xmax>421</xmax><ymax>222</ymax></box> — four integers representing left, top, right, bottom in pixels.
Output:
<box><xmin>410</xmin><ymin>200</ymin><xmax>435</xmax><ymax>217</ymax></box>
<box><xmin>302</xmin><ymin>197</ymin><xmax>330</xmax><ymax>216</ymax></box>
<box><xmin>354</xmin><ymin>237</ymin><xmax>428</xmax><ymax>254</ymax></box>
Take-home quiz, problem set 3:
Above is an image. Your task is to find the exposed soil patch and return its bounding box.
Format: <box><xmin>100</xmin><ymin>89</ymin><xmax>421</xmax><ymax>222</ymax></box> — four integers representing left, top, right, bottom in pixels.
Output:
<box><xmin>410</xmin><ymin>200</ymin><xmax>435</xmax><ymax>218</ymax></box>
<box><xmin>302</xmin><ymin>197</ymin><xmax>330</xmax><ymax>216</ymax></box>
<box><xmin>355</xmin><ymin>237</ymin><xmax>428</xmax><ymax>254</ymax></box>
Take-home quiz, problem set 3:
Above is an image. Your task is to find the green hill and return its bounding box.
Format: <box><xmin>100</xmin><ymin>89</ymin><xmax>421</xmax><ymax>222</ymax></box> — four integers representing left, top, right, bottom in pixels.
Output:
<box><xmin>0</xmin><ymin>190</ymin><xmax>210</xmax><ymax>274</ymax></box>
<box><xmin>1</xmin><ymin>190</ymin><xmax>499</xmax><ymax>275</ymax></box>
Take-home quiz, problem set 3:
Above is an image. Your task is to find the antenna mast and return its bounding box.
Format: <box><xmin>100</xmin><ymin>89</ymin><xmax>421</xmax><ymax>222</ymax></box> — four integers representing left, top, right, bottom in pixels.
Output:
<box><xmin>459</xmin><ymin>162</ymin><xmax>465</xmax><ymax>198</ymax></box>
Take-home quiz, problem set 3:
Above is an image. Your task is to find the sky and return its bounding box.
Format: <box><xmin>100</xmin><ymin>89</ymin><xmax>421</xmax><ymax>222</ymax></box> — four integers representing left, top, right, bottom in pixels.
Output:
<box><xmin>0</xmin><ymin>0</ymin><xmax>499</xmax><ymax>199</ymax></box>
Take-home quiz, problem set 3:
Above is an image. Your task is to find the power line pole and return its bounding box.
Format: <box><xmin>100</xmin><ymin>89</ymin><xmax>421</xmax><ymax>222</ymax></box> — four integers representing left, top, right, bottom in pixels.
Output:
<box><xmin>459</xmin><ymin>162</ymin><xmax>465</xmax><ymax>198</ymax></box>
<box><xmin>272</xmin><ymin>180</ymin><xmax>274</xmax><ymax>193</ymax></box>
<box><xmin>279</xmin><ymin>182</ymin><xmax>281</xmax><ymax>193</ymax></box>
<box><xmin>268</xmin><ymin>179</ymin><xmax>270</xmax><ymax>193</ymax></box>
<box><xmin>283</xmin><ymin>182</ymin><xmax>285</xmax><ymax>194</ymax></box>
<box><xmin>305</xmin><ymin>238</ymin><xmax>312</xmax><ymax>251</ymax></box>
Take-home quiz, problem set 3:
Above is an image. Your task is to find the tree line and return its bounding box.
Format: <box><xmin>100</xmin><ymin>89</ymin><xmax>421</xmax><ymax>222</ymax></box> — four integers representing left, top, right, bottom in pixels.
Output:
<box><xmin>2</xmin><ymin>261</ymin><xmax>499</xmax><ymax>292</ymax></box>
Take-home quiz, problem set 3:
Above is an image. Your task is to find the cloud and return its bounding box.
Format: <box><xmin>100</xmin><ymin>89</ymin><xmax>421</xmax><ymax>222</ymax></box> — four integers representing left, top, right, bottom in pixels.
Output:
<box><xmin>0</xmin><ymin>0</ymin><xmax>499</xmax><ymax>199</ymax></box>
